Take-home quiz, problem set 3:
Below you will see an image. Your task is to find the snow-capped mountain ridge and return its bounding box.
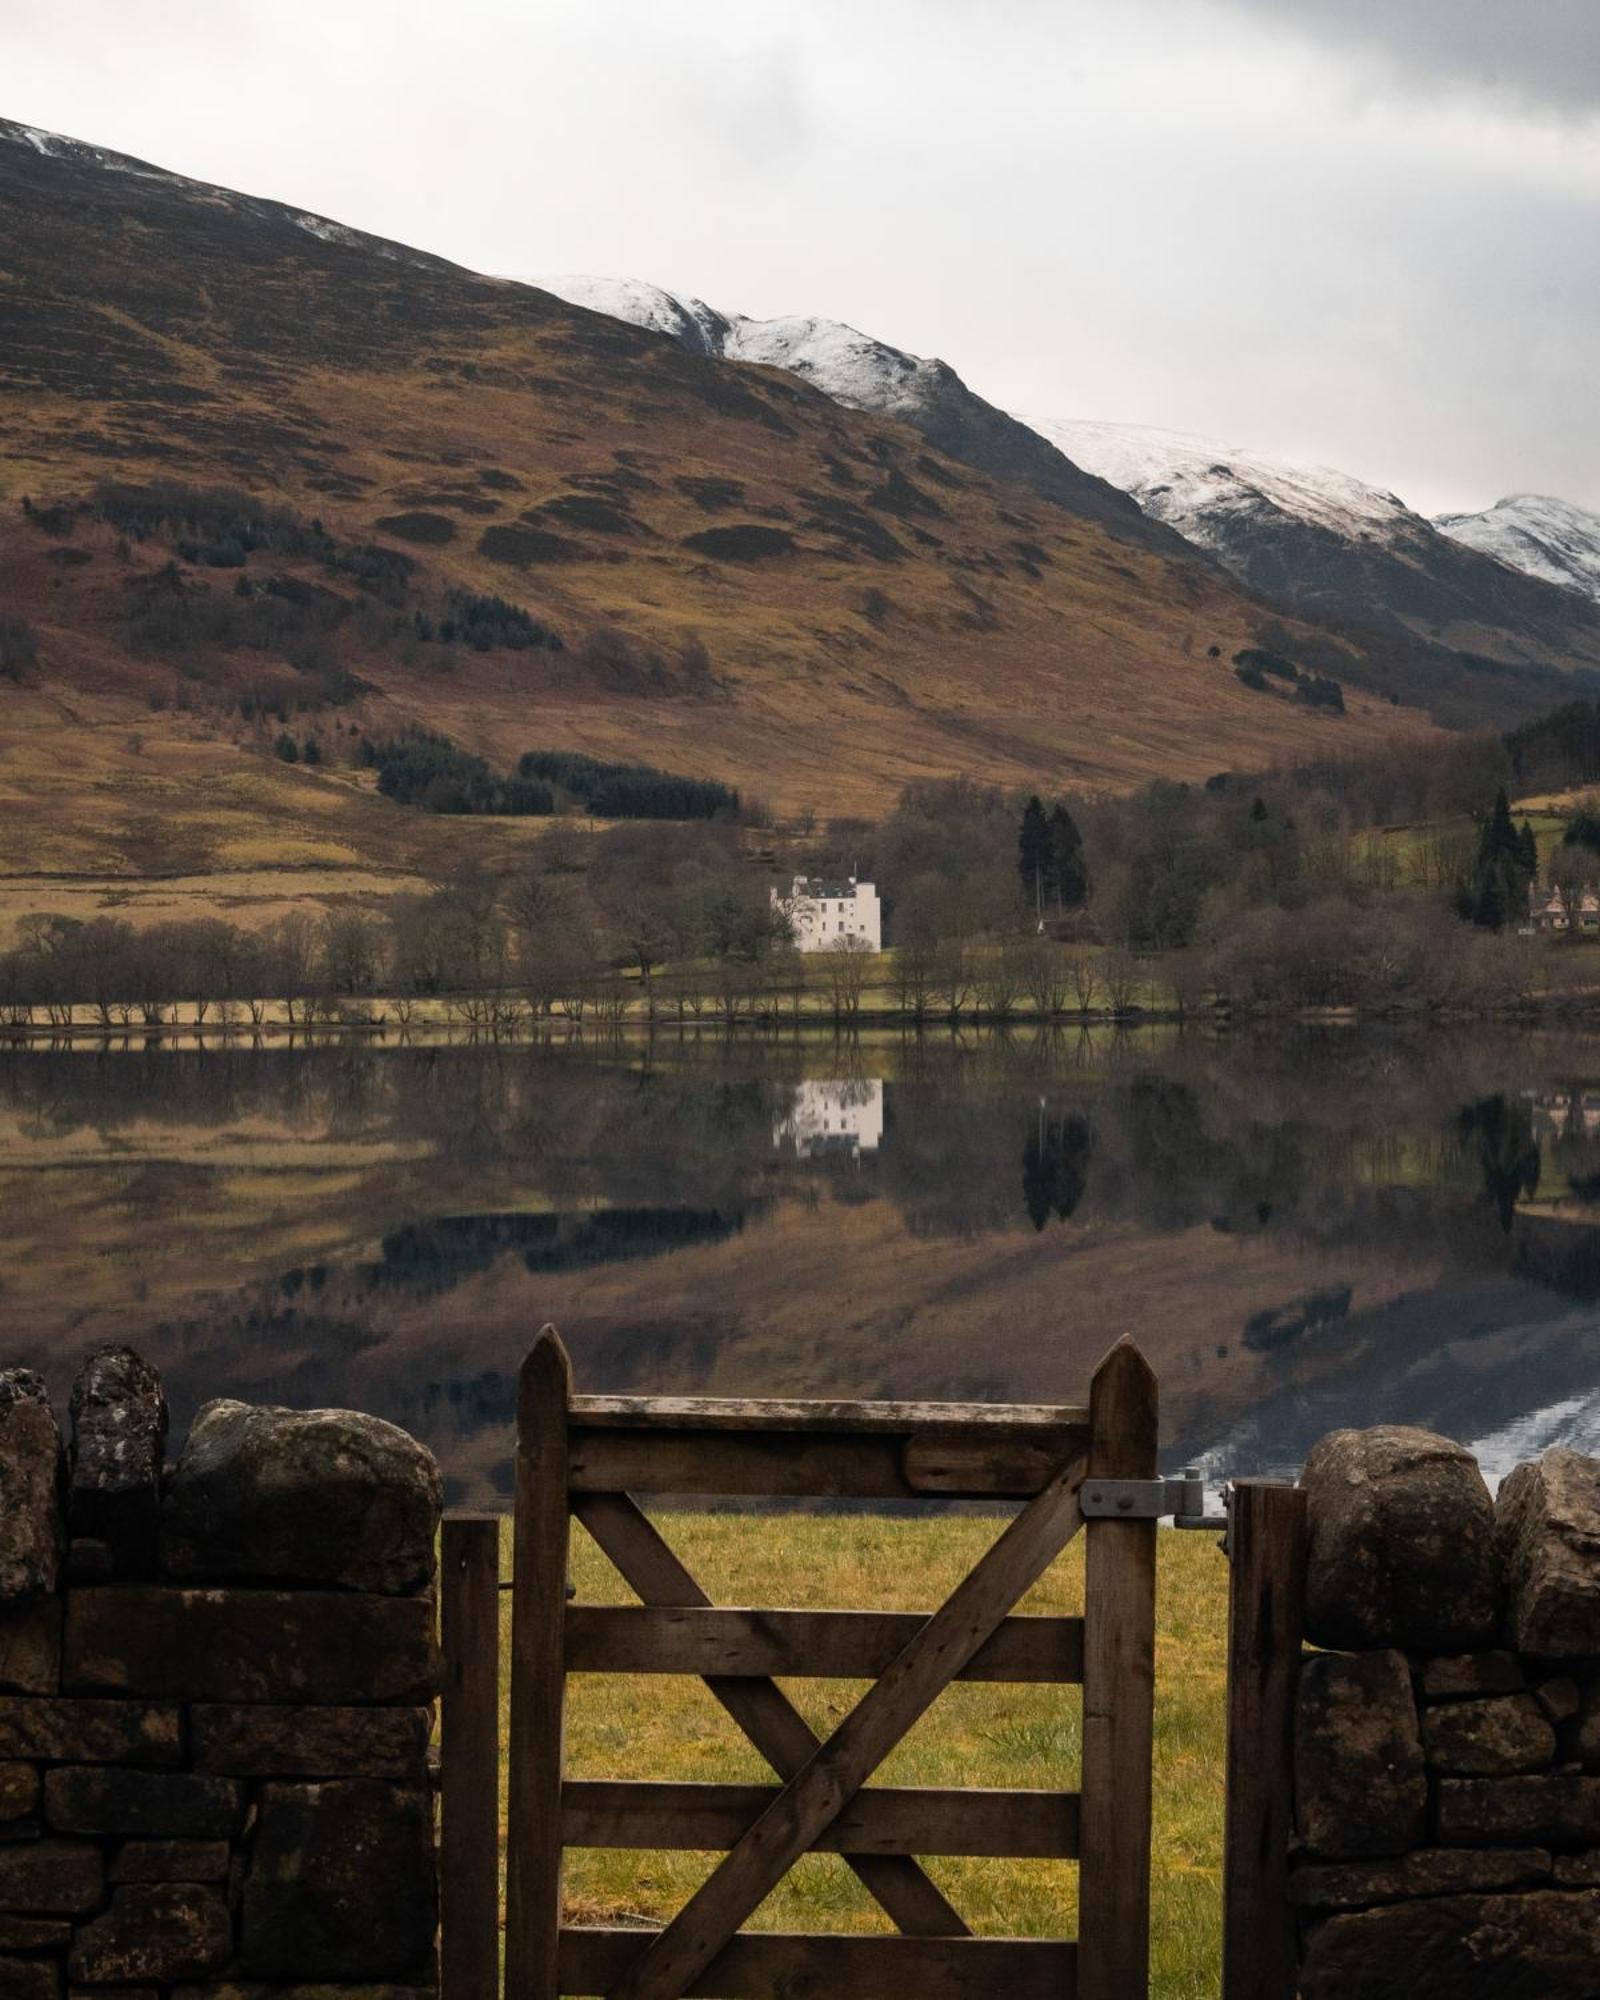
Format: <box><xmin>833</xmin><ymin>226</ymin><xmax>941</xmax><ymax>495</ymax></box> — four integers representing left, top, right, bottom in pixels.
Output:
<box><xmin>537</xmin><ymin>275</ymin><xmax>1600</xmax><ymax>715</ymax></box>
<box><xmin>1029</xmin><ymin>418</ymin><xmax>1416</xmax><ymax>547</ymax></box>
<box><xmin>542</xmin><ymin>276</ymin><xmax>958</xmax><ymax>418</ymax></box>
<box><xmin>1436</xmin><ymin>493</ymin><xmax>1600</xmax><ymax>607</ymax></box>
<box><xmin>534</xmin><ymin>274</ymin><xmax>1173</xmax><ymax>551</ymax></box>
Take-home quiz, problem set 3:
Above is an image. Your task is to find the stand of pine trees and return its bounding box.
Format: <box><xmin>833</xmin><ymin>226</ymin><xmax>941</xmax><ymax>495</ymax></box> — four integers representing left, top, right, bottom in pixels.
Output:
<box><xmin>1018</xmin><ymin>796</ymin><xmax>1088</xmax><ymax>916</ymax></box>
<box><xmin>1459</xmin><ymin>787</ymin><xmax>1538</xmax><ymax>930</ymax></box>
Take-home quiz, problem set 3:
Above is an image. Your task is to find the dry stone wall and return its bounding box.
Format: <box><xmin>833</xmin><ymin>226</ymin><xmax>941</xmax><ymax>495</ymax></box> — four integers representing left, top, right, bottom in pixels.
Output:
<box><xmin>1293</xmin><ymin>1425</ymin><xmax>1600</xmax><ymax>1999</ymax></box>
<box><xmin>0</xmin><ymin>1349</ymin><xmax>442</xmax><ymax>2000</ymax></box>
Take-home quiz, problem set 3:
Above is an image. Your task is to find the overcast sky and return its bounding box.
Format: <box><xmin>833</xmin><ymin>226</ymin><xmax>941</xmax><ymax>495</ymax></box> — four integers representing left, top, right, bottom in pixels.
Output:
<box><xmin>6</xmin><ymin>0</ymin><xmax>1598</xmax><ymax>513</ymax></box>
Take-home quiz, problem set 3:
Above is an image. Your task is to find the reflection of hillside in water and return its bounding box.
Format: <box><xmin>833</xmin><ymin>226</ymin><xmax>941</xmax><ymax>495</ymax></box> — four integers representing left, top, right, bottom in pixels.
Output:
<box><xmin>7</xmin><ymin>1029</ymin><xmax>1600</xmax><ymax>1499</ymax></box>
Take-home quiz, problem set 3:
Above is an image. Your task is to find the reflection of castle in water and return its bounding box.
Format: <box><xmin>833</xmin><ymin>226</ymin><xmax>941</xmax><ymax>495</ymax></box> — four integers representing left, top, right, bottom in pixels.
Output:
<box><xmin>773</xmin><ymin>1080</ymin><xmax>885</xmax><ymax>1159</ymax></box>
<box><xmin>1527</xmin><ymin>1088</ymin><xmax>1600</xmax><ymax>1141</ymax></box>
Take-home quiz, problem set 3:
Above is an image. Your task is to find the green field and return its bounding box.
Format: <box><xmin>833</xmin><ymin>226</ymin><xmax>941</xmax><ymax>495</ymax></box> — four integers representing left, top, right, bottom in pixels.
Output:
<box><xmin>491</xmin><ymin>1513</ymin><xmax>1230</xmax><ymax>2000</ymax></box>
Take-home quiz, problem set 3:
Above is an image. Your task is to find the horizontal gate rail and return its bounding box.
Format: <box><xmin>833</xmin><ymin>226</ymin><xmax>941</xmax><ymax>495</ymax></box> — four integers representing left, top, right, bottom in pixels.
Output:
<box><xmin>561</xmin><ymin>1779</ymin><xmax>1082</xmax><ymax>1856</ymax></box>
<box><xmin>501</xmin><ymin>1328</ymin><xmax>1159</xmax><ymax>2000</ymax></box>
<box><xmin>558</xmin><ymin>1929</ymin><xmax>1077</xmax><ymax>1999</ymax></box>
<box><xmin>568</xmin><ymin>1424</ymin><xmax>1090</xmax><ymax>1500</ymax></box>
<box><xmin>565</xmin><ymin>1604</ymin><xmax>1086</xmax><ymax>1680</ymax></box>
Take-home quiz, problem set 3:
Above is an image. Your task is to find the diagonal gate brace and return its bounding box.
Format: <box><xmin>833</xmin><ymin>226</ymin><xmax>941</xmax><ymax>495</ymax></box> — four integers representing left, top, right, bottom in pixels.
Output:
<box><xmin>603</xmin><ymin>1450</ymin><xmax>1090</xmax><ymax>2000</ymax></box>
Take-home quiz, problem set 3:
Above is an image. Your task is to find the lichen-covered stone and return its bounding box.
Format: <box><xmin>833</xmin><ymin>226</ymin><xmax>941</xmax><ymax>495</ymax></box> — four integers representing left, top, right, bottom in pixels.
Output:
<box><xmin>68</xmin><ymin>1347</ymin><xmax>167</xmax><ymax>1580</ymax></box>
<box><xmin>1423</xmin><ymin>1693</ymin><xmax>1556</xmax><ymax>1776</ymax></box>
<box><xmin>1420</xmin><ymin>1652</ymin><xmax>1525</xmax><ymax>1701</ymax></box>
<box><xmin>0</xmin><ymin>1697</ymin><xmax>181</xmax><ymax>1765</ymax></box>
<box><xmin>68</xmin><ymin>1884</ymin><xmax>230</xmax><ymax>1985</ymax></box>
<box><xmin>1300</xmin><ymin>1427</ymin><xmax>1498</xmax><ymax>1651</ymax></box>
<box><xmin>1296</xmin><ymin>1649</ymin><xmax>1426</xmax><ymax>1857</ymax></box>
<box><xmin>0</xmin><ymin>1959</ymin><xmax>57</xmax><ymax>2000</ymax></box>
<box><xmin>162</xmin><ymin>1402</ymin><xmax>440</xmax><ymax>1595</ymax></box>
<box><xmin>1436</xmin><ymin>1772</ymin><xmax>1600</xmax><ymax>1845</ymax></box>
<box><xmin>44</xmin><ymin>1767</ymin><xmax>243</xmax><ymax>1839</ymax></box>
<box><xmin>0</xmin><ymin>1599</ymin><xmax>60</xmax><ymax>1697</ymax></box>
<box><xmin>0</xmin><ymin>1764</ymin><xmax>38</xmax><ymax>1821</ymax></box>
<box><xmin>0</xmin><ymin>1373</ymin><xmax>62</xmax><ymax>1602</ymax></box>
<box><xmin>1301</xmin><ymin>1888</ymin><xmax>1600</xmax><ymax>1999</ymax></box>
<box><xmin>0</xmin><ymin>1838</ymin><xmax>103</xmax><ymax>1912</ymax></box>
<box><xmin>1497</xmin><ymin>1446</ymin><xmax>1600</xmax><ymax>1658</ymax></box>
<box><xmin>0</xmin><ymin>1915</ymin><xmax>68</xmax><ymax>1949</ymax></box>
<box><xmin>1538</xmin><ymin>1676</ymin><xmax>1583</xmax><ymax>1724</ymax></box>
<box><xmin>192</xmin><ymin>1704</ymin><xmax>429</xmax><ymax>1780</ymax></box>
<box><xmin>112</xmin><ymin>1839</ymin><xmax>231</xmax><ymax>1883</ymax></box>
<box><xmin>239</xmin><ymin>1780</ymin><xmax>436</xmax><ymax>1979</ymax></box>
<box><xmin>1571</xmin><ymin>1682</ymin><xmax>1600</xmax><ymax>1771</ymax></box>
<box><xmin>63</xmin><ymin>1589</ymin><xmax>437</xmax><ymax>1705</ymax></box>
<box><xmin>171</xmin><ymin>1986</ymin><xmax>435</xmax><ymax>1998</ymax></box>
<box><xmin>1290</xmin><ymin>1845</ymin><xmax>1552</xmax><ymax>1909</ymax></box>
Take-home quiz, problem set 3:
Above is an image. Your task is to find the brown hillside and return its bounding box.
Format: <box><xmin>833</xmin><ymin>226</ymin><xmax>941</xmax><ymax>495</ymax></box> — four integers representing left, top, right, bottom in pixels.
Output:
<box><xmin>0</xmin><ymin>117</ymin><xmax>1434</xmax><ymax>900</ymax></box>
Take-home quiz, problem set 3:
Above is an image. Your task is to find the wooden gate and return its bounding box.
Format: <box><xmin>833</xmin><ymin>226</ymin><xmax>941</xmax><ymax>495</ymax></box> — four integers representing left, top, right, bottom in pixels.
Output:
<box><xmin>468</xmin><ymin>1326</ymin><xmax>1158</xmax><ymax>2000</ymax></box>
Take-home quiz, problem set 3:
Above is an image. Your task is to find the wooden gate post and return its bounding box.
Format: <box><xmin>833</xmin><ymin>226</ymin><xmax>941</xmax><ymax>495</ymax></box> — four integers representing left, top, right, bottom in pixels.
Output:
<box><xmin>505</xmin><ymin>1328</ymin><xmax>572</xmax><ymax>2000</ymax></box>
<box><xmin>441</xmin><ymin>1512</ymin><xmax>501</xmax><ymax>2000</ymax></box>
<box><xmin>1222</xmin><ymin>1479</ymin><xmax>1307</xmax><ymax>2000</ymax></box>
<box><xmin>1078</xmin><ymin>1339</ymin><xmax>1158</xmax><ymax>2000</ymax></box>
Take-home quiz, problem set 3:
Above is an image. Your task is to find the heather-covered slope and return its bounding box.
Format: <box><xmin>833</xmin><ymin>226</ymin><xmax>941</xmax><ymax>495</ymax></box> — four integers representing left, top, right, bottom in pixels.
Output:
<box><xmin>0</xmin><ymin>115</ymin><xmax>1422</xmax><ymax>903</ymax></box>
<box><xmin>544</xmin><ymin>273</ymin><xmax>1600</xmax><ymax>730</ymax></box>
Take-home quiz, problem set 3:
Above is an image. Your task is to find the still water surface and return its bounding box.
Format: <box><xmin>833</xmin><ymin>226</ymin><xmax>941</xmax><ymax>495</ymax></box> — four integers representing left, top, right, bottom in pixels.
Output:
<box><xmin>5</xmin><ymin>1025</ymin><xmax>1600</xmax><ymax>1506</ymax></box>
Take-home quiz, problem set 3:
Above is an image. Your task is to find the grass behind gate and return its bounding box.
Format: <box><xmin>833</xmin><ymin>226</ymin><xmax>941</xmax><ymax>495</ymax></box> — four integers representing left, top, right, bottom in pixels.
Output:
<box><xmin>494</xmin><ymin>1515</ymin><xmax>1229</xmax><ymax>2000</ymax></box>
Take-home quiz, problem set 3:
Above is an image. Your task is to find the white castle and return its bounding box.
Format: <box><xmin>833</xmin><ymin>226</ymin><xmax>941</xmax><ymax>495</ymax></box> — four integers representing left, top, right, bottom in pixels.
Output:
<box><xmin>773</xmin><ymin>874</ymin><xmax>882</xmax><ymax>953</ymax></box>
<box><xmin>773</xmin><ymin>1080</ymin><xmax>885</xmax><ymax>1159</ymax></box>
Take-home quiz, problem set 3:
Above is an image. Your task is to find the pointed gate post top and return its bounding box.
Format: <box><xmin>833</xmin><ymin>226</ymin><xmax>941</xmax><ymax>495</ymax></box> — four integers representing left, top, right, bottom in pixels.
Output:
<box><xmin>1088</xmin><ymin>1337</ymin><xmax>1157</xmax><ymax>1473</ymax></box>
<box><xmin>519</xmin><ymin>1325</ymin><xmax>572</xmax><ymax>1422</ymax></box>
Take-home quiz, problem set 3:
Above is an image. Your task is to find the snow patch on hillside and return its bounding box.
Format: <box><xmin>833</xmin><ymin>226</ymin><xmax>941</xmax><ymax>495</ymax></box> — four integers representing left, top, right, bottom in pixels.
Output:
<box><xmin>725</xmin><ymin>315</ymin><xmax>942</xmax><ymax>416</ymax></box>
<box><xmin>1</xmin><ymin>118</ymin><xmax>181</xmax><ymax>185</ymax></box>
<box><xmin>536</xmin><ymin>275</ymin><xmax>733</xmax><ymax>356</ymax></box>
<box><xmin>1026</xmin><ymin>417</ymin><xmax>1417</xmax><ymax>549</ymax></box>
<box><xmin>532</xmin><ymin>276</ymin><xmax>949</xmax><ymax>416</ymax></box>
<box><xmin>1436</xmin><ymin>494</ymin><xmax>1600</xmax><ymax>605</ymax></box>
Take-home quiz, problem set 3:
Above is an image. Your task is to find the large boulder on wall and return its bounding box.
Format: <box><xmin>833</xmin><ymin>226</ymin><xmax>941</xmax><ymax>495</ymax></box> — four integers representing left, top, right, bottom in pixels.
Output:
<box><xmin>0</xmin><ymin>1369</ymin><xmax>63</xmax><ymax>1601</ymax></box>
<box><xmin>161</xmin><ymin>1400</ymin><xmax>441</xmax><ymax>1595</ymax></box>
<box><xmin>1496</xmin><ymin>1447</ymin><xmax>1600</xmax><ymax>1660</ymax></box>
<box><xmin>1300</xmin><ymin>1426</ymin><xmax>1499</xmax><ymax>1652</ymax></box>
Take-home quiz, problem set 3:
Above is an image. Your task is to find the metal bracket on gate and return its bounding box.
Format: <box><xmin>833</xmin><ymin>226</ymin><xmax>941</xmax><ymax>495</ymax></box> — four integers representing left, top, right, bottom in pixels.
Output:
<box><xmin>1080</xmin><ymin>1467</ymin><xmax>1228</xmax><ymax>1531</ymax></box>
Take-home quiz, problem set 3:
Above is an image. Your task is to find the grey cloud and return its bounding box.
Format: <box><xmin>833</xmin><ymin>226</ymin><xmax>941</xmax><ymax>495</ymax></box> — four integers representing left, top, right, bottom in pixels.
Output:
<box><xmin>1220</xmin><ymin>0</ymin><xmax>1600</xmax><ymax>116</ymax></box>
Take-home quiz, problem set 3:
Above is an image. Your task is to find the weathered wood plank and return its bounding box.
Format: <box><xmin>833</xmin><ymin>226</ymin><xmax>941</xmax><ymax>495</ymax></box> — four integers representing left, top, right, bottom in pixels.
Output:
<box><xmin>570</xmin><ymin>1394</ymin><xmax>1089</xmax><ymax>1434</ymax></box>
<box><xmin>562</xmin><ymin>1780</ymin><xmax>1082</xmax><ymax>1856</ymax></box>
<box><xmin>574</xmin><ymin>1492</ymin><xmax>967</xmax><ymax>1937</ymax></box>
<box><xmin>904</xmin><ymin>1430</ymin><xmax>1086</xmax><ymax>1495</ymax></box>
<box><xmin>1222</xmin><ymin>1480</ymin><xmax>1307</xmax><ymax>2000</ymax></box>
<box><xmin>603</xmin><ymin>1452</ymin><xmax>1088</xmax><ymax>2000</ymax></box>
<box><xmin>1078</xmin><ymin>1340</ymin><xmax>1159</xmax><ymax>2000</ymax></box>
<box><xmin>558</xmin><ymin>1927</ymin><xmax>1078</xmax><ymax>1999</ymax></box>
<box><xmin>565</xmin><ymin>1604</ymin><xmax>1085</xmax><ymax>1682</ymax></box>
<box><xmin>440</xmin><ymin>1513</ymin><xmax>500</xmax><ymax>2000</ymax></box>
<box><xmin>569</xmin><ymin>1427</ymin><xmax>1082</xmax><ymax>1499</ymax></box>
<box><xmin>505</xmin><ymin>1329</ymin><xmax>572</xmax><ymax>2000</ymax></box>
<box><xmin>568</xmin><ymin>1428</ymin><xmax>914</xmax><ymax>1498</ymax></box>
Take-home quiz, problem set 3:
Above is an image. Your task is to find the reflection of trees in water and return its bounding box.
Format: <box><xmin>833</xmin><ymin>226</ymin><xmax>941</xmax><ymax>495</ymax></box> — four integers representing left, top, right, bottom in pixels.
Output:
<box><xmin>1021</xmin><ymin>1108</ymin><xmax>1093</xmax><ymax>1230</ymax></box>
<box><xmin>1457</xmin><ymin>1096</ymin><xmax>1541</xmax><ymax>1233</ymax></box>
<box><xmin>359</xmin><ymin>1208</ymin><xmax>748</xmax><ymax>1300</ymax></box>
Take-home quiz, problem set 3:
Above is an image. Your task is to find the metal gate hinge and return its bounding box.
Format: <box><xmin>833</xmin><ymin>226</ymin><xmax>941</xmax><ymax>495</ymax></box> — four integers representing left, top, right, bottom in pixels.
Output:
<box><xmin>1080</xmin><ymin>1469</ymin><xmax>1228</xmax><ymax>1530</ymax></box>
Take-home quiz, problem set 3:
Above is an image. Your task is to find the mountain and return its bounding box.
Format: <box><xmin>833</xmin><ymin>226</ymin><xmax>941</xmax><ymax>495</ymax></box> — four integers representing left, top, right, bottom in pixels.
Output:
<box><xmin>536</xmin><ymin>276</ymin><xmax>1188</xmax><ymax>551</ymax></box>
<box><xmin>0</xmin><ymin>116</ymin><xmax>1430</xmax><ymax>915</ymax></box>
<box><xmin>1021</xmin><ymin>421</ymin><xmax>1600</xmax><ymax>717</ymax></box>
<box><xmin>1435</xmin><ymin>494</ymin><xmax>1600</xmax><ymax>606</ymax></box>
<box><xmin>546</xmin><ymin>275</ymin><xmax>1600</xmax><ymax>728</ymax></box>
